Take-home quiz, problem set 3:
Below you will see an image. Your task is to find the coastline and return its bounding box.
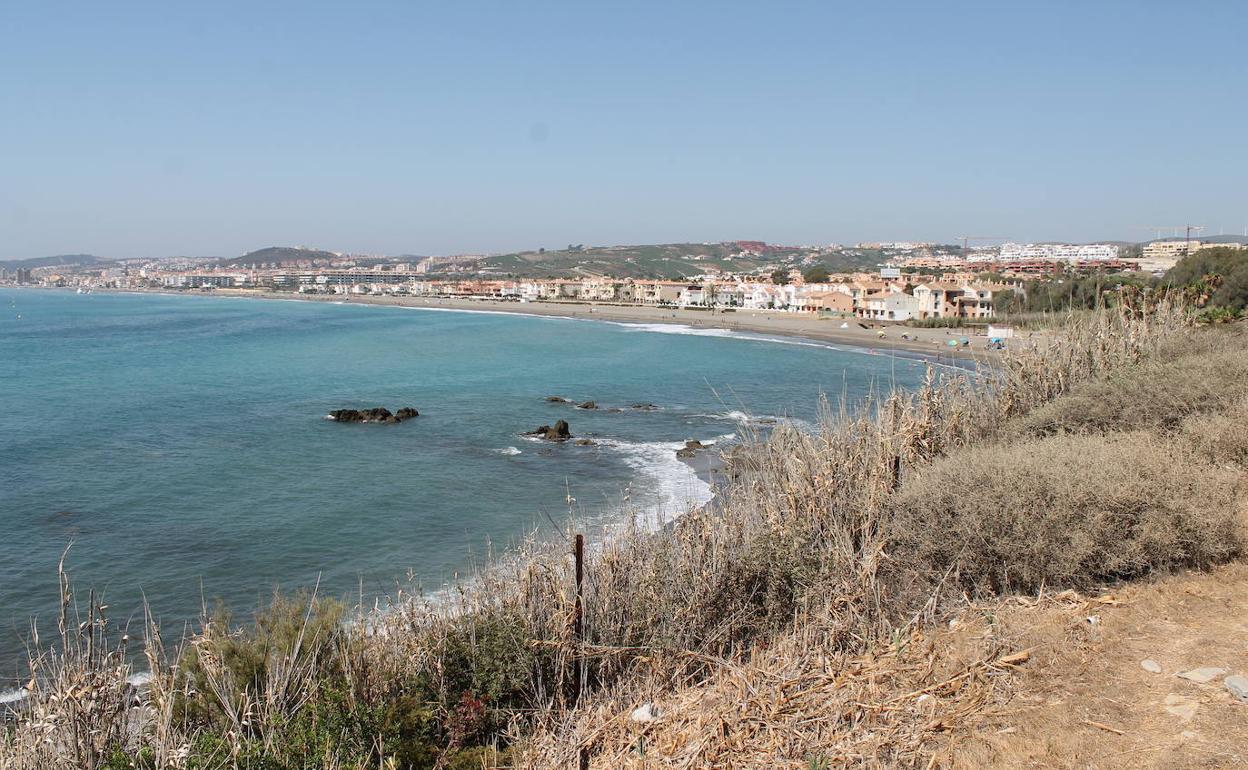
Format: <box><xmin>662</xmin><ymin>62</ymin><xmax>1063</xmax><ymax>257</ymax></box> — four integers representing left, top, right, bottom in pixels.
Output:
<box><xmin>173</xmin><ymin>288</ymin><xmax>1001</xmax><ymax>362</ymax></box>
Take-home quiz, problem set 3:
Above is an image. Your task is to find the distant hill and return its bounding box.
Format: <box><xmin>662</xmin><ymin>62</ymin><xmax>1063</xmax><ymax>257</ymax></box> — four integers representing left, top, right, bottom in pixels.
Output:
<box><xmin>217</xmin><ymin>247</ymin><xmax>341</xmax><ymax>267</ymax></box>
<box><xmin>432</xmin><ymin>242</ymin><xmax>883</xmax><ymax>280</ymax></box>
<box><xmin>0</xmin><ymin>254</ymin><xmax>108</xmax><ymax>271</ymax></box>
<box><xmin>1164</xmin><ymin>234</ymin><xmax>1248</xmax><ymax>245</ymax></box>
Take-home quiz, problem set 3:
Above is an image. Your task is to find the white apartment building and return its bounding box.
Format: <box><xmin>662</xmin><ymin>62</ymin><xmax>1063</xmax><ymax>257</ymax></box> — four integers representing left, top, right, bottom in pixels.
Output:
<box><xmin>981</xmin><ymin>243</ymin><xmax>1120</xmax><ymax>263</ymax></box>
<box><xmin>1140</xmin><ymin>240</ymin><xmax>1198</xmax><ymax>263</ymax></box>
<box><xmin>861</xmin><ymin>293</ymin><xmax>921</xmax><ymax>321</ymax></box>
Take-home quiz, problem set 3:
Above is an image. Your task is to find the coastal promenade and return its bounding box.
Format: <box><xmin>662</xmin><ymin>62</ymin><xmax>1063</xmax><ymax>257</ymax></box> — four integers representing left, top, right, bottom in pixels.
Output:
<box><xmin>206</xmin><ymin>289</ymin><xmax>1004</xmax><ymax>360</ymax></box>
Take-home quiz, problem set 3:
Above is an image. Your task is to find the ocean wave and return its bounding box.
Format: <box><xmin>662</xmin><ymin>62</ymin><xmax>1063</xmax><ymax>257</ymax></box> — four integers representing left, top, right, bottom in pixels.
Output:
<box><xmin>0</xmin><ymin>671</ymin><xmax>152</xmax><ymax>707</ymax></box>
<box><xmin>595</xmin><ymin>438</ymin><xmax>714</xmax><ymax>528</ymax></box>
<box><xmin>607</xmin><ymin>320</ymin><xmax>955</xmax><ymax>369</ymax></box>
<box><xmin>0</xmin><ymin>686</ymin><xmax>26</xmax><ymax>705</ymax></box>
<box><xmin>608</xmin><ymin>321</ymin><xmax>736</xmax><ymax>338</ymax></box>
<box><xmin>395</xmin><ymin>305</ymin><xmax>575</xmax><ymax>321</ymax></box>
<box><xmin>494</xmin><ymin>446</ymin><xmax>522</xmax><ymax>456</ymax></box>
<box><xmin>696</xmin><ymin>409</ymin><xmax>800</xmax><ymax>426</ymax></box>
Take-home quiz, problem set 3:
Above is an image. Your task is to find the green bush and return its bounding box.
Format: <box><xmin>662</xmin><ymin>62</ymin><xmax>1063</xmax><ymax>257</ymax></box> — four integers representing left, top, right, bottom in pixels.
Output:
<box><xmin>177</xmin><ymin>591</ymin><xmax>347</xmax><ymax>728</ymax></box>
<box><xmin>436</xmin><ymin>611</ymin><xmax>545</xmax><ymax>716</ymax></box>
<box><xmin>1167</xmin><ymin>246</ymin><xmax>1248</xmax><ymax>311</ymax></box>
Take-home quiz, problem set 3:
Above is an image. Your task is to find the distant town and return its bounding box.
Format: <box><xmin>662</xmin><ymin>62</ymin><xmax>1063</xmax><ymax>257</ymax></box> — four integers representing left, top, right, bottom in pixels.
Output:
<box><xmin>3</xmin><ymin>236</ymin><xmax>1244</xmax><ymax>322</ymax></box>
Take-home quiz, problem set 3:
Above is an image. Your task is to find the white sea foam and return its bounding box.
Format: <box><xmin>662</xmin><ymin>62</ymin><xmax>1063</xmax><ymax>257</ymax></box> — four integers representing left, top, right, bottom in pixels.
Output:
<box><xmin>608</xmin><ymin>321</ymin><xmax>737</xmax><ymax>338</ymax></box>
<box><xmin>394</xmin><ymin>304</ymin><xmax>575</xmax><ymax>321</ymax></box>
<box><xmin>0</xmin><ymin>685</ymin><xmax>26</xmax><ymax>704</ymax></box>
<box><xmin>0</xmin><ymin>671</ymin><xmax>152</xmax><ymax>707</ymax></box>
<box><xmin>494</xmin><ymin>446</ymin><xmax>522</xmax><ymax>456</ymax></box>
<box><xmin>607</xmin><ymin>320</ymin><xmax>965</xmax><ymax>370</ymax></box>
<box><xmin>697</xmin><ymin>409</ymin><xmax>803</xmax><ymax>427</ymax></box>
<box><xmin>595</xmin><ymin>438</ymin><xmax>714</xmax><ymax>529</ymax></box>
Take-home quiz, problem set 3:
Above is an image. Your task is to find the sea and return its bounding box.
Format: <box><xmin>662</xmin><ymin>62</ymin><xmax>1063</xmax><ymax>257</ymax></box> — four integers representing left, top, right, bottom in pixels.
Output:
<box><xmin>0</xmin><ymin>288</ymin><xmax>930</xmax><ymax>687</ymax></box>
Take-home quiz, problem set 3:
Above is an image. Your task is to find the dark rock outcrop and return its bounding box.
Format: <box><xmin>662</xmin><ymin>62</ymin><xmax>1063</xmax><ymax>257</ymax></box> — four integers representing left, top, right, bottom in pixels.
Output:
<box><xmin>545</xmin><ymin>396</ymin><xmax>572</xmax><ymax>403</ymax></box>
<box><xmin>630</xmin><ymin>403</ymin><xmax>660</xmax><ymax>411</ymax></box>
<box><xmin>676</xmin><ymin>439</ymin><xmax>706</xmax><ymax>459</ymax></box>
<box><xmin>526</xmin><ymin>419</ymin><xmax>573</xmax><ymax>441</ymax></box>
<box><xmin>576</xmin><ymin>401</ymin><xmax>598</xmax><ymax>410</ymax></box>
<box><xmin>328</xmin><ymin>407</ymin><xmax>419</xmax><ymax>424</ymax></box>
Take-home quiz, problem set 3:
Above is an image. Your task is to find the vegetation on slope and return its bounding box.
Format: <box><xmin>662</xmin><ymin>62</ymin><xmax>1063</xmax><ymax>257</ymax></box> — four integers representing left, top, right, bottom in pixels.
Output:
<box><xmin>1166</xmin><ymin>245</ymin><xmax>1248</xmax><ymax>313</ymax></box>
<box><xmin>454</xmin><ymin>243</ymin><xmax>882</xmax><ymax>280</ymax></box>
<box><xmin>217</xmin><ymin>247</ymin><xmax>341</xmax><ymax>267</ymax></box>
<box><xmin>993</xmin><ymin>246</ymin><xmax>1248</xmax><ymax>322</ymax></box>
<box><xmin>4</xmin><ymin>303</ymin><xmax>1245</xmax><ymax>769</ymax></box>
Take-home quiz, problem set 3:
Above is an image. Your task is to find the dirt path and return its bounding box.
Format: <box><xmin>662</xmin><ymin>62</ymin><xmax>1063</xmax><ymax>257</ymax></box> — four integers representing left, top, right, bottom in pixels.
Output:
<box><xmin>956</xmin><ymin>564</ymin><xmax>1248</xmax><ymax>768</ymax></box>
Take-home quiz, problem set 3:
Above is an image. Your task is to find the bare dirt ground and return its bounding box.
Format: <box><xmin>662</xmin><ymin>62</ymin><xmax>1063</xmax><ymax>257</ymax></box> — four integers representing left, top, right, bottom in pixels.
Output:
<box><xmin>954</xmin><ymin>563</ymin><xmax>1248</xmax><ymax>769</ymax></box>
<box><xmin>531</xmin><ymin>564</ymin><xmax>1248</xmax><ymax>769</ymax></box>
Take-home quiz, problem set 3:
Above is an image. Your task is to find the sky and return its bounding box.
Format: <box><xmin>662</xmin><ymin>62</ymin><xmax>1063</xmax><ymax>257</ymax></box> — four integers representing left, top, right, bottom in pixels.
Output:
<box><xmin>1</xmin><ymin>0</ymin><xmax>1246</xmax><ymax>259</ymax></box>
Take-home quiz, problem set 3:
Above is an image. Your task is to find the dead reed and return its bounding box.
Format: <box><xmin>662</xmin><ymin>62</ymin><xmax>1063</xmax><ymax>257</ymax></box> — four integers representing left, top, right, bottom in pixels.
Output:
<box><xmin>5</xmin><ymin>302</ymin><xmax>1232</xmax><ymax>770</ymax></box>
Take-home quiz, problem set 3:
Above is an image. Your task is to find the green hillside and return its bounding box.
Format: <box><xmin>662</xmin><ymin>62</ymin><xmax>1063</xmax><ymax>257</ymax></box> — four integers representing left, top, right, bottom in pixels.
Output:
<box><xmin>437</xmin><ymin>243</ymin><xmax>882</xmax><ymax>279</ymax></box>
<box><xmin>217</xmin><ymin>247</ymin><xmax>341</xmax><ymax>267</ymax></box>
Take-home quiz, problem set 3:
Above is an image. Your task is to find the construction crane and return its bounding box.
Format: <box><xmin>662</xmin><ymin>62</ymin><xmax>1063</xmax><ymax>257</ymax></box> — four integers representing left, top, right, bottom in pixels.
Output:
<box><xmin>954</xmin><ymin>235</ymin><xmax>1005</xmax><ymax>250</ymax></box>
<box><xmin>1142</xmin><ymin>225</ymin><xmax>1204</xmax><ymax>241</ymax></box>
<box><xmin>1141</xmin><ymin>225</ymin><xmax>1205</xmax><ymax>255</ymax></box>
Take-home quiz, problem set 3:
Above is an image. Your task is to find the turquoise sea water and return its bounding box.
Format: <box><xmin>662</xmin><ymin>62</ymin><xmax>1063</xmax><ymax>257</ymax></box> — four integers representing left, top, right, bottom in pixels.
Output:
<box><xmin>0</xmin><ymin>288</ymin><xmax>928</xmax><ymax>681</ymax></box>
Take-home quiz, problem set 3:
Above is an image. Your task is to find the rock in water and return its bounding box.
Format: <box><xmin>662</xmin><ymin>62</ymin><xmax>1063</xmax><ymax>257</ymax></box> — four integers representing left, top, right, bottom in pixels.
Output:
<box><xmin>677</xmin><ymin>438</ymin><xmax>707</xmax><ymax>458</ymax></box>
<box><xmin>576</xmin><ymin>401</ymin><xmax>597</xmax><ymax>410</ymax></box>
<box><xmin>545</xmin><ymin>396</ymin><xmax>571</xmax><ymax>403</ymax></box>
<box><xmin>328</xmin><ymin>407</ymin><xmax>418</xmax><ymax>424</ymax></box>
<box><xmin>525</xmin><ymin>420</ymin><xmax>573</xmax><ymax>441</ymax></box>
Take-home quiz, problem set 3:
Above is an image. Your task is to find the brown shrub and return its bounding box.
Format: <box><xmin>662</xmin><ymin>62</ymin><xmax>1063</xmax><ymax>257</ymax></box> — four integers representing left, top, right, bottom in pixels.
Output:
<box><xmin>1018</xmin><ymin>340</ymin><xmax>1248</xmax><ymax>437</ymax></box>
<box><xmin>1182</xmin><ymin>394</ymin><xmax>1248</xmax><ymax>467</ymax></box>
<box><xmin>889</xmin><ymin>432</ymin><xmax>1244</xmax><ymax>595</ymax></box>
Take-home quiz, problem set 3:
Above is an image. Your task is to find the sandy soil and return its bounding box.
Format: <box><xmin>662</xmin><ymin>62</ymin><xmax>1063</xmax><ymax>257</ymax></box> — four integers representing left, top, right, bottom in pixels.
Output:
<box><xmin>954</xmin><ymin>563</ymin><xmax>1248</xmax><ymax>769</ymax></box>
<box><xmin>196</xmin><ymin>289</ymin><xmax>1018</xmax><ymax>362</ymax></box>
<box><xmin>526</xmin><ymin>563</ymin><xmax>1248</xmax><ymax>769</ymax></box>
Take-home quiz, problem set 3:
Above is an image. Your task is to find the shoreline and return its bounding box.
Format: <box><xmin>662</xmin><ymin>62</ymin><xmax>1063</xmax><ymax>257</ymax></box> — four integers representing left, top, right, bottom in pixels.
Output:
<box><xmin>82</xmin><ymin>286</ymin><xmax>1001</xmax><ymax>362</ymax></box>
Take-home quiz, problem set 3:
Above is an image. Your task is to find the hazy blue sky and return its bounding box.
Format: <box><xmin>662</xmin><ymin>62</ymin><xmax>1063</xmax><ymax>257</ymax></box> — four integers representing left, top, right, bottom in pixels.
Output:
<box><xmin>2</xmin><ymin>1</ymin><xmax>1245</xmax><ymax>259</ymax></box>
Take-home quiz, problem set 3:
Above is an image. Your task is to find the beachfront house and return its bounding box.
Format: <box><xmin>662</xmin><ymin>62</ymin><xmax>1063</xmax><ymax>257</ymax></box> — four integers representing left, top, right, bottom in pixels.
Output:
<box><xmin>861</xmin><ymin>292</ymin><xmax>921</xmax><ymax>321</ymax></box>
<box><xmin>804</xmin><ymin>290</ymin><xmax>854</xmax><ymax>315</ymax></box>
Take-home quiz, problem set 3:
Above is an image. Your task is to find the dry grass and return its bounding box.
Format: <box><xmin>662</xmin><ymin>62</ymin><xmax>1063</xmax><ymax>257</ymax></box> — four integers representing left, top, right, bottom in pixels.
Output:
<box><xmin>6</xmin><ymin>304</ymin><xmax>1241</xmax><ymax>770</ymax></box>
<box><xmin>1018</xmin><ymin>323</ymin><xmax>1248</xmax><ymax>437</ymax></box>
<box><xmin>953</xmin><ymin>563</ymin><xmax>1248</xmax><ymax>769</ymax></box>
<box><xmin>889</xmin><ymin>431</ymin><xmax>1245</xmax><ymax>595</ymax></box>
<box><xmin>1181</xmin><ymin>394</ymin><xmax>1248</xmax><ymax>467</ymax></box>
<box><xmin>514</xmin><ymin>615</ymin><xmax>1031</xmax><ymax>770</ymax></box>
<box><xmin>0</xmin><ymin>553</ymin><xmax>176</xmax><ymax>770</ymax></box>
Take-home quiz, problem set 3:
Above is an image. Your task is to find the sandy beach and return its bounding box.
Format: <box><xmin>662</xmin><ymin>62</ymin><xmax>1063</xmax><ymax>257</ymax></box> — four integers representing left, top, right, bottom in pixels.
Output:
<box><xmin>203</xmin><ymin>289</ymin><xmax>1004</xmax><ymax>362</ymax></box>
